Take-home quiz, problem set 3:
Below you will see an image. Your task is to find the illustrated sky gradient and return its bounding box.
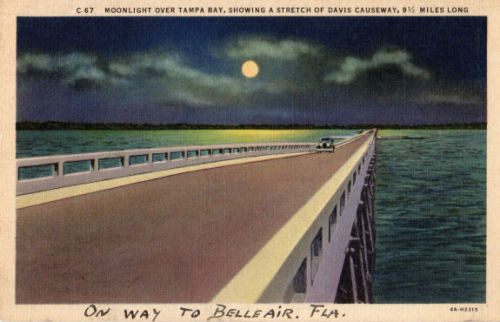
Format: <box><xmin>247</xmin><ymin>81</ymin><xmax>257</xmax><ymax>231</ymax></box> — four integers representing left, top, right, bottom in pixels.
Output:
<box><xmin>17</xmin><ymin>17</ymin><xmax>486</xmax><ymax>125</ymax></box>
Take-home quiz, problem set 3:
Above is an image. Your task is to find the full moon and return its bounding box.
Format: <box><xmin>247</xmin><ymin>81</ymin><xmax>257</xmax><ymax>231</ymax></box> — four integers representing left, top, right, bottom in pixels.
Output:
<box><xmin>241</xmin><ymin>60</ymin><xmax>259</xmax><ymax>78</ymax></box>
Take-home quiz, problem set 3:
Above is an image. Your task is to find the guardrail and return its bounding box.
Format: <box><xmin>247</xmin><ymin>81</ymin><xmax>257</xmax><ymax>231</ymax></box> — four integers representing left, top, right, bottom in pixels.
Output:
<box><xmin>16</xmin><ymin>142</ymin><xmax>317</xmax><ymax>195</ymax></box>
<box><xmin>212</xmin><ymin>130</ymin><xmax>376</xmax><ymax>302</ymax></box>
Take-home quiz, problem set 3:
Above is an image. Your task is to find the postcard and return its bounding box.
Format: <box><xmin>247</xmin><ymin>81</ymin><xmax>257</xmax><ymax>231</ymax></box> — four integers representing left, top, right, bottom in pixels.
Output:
<box><xmin>0</xmin><ymin>0</ymin><xmax>498</xmax><ymax>321</ymax></box>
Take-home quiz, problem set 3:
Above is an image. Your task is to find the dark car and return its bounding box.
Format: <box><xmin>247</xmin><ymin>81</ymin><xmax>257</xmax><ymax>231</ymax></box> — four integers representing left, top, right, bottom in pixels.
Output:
<box><xmin>316</xmin><ymin>137</ymin><xmax>335</xmax><ymax>152</ymax></box>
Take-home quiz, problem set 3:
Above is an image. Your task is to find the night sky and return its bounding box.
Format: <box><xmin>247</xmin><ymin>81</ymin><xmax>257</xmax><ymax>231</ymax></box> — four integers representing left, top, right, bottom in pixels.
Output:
<box><xmin>17</xmin><ymin>17</ymin><xmax>486</xmax><ymax>125</ymax></box>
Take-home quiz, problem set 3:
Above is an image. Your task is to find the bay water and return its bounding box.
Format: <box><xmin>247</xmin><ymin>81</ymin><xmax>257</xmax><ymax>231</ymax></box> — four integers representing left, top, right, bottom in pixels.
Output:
<box><xmin>374</xmin><ymin>129</ymin><xmax>485</xmax><ymax>303</ymax></box>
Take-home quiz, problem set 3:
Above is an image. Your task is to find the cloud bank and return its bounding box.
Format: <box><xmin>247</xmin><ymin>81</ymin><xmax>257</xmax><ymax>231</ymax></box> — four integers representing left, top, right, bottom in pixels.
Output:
<box><xmin>224</xmin><ymin>36</ymin><xmax>323</xmax><ymax>60</ymax></box>
<box><xmin>324</xmin><ymin>49</ymin><xmax>430</xmax><ymax>84</ymax></box>
<box><xmin>17</xmin><ymin>35</ymin><xmax>481</xmax><ymax>108</ymax></box>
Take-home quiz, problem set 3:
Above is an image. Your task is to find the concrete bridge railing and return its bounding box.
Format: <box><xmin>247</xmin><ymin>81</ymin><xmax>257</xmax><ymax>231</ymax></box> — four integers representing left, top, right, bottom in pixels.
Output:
<box><xmin>212</xmin><ymin>130</ymin><xmax>377</xmax><ymax>303</ymax></box>
<box><xmin>16</xmin><ymin>142</ymin><xmax>317</xmax><ymax>196</ymax></box>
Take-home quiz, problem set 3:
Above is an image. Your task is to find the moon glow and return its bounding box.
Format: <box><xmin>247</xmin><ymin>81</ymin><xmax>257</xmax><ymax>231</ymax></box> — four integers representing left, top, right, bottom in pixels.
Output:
<box><xmin>241</xmin><ymin>60</ymin><xmax>259</xmax><ymax>78</ymax></box>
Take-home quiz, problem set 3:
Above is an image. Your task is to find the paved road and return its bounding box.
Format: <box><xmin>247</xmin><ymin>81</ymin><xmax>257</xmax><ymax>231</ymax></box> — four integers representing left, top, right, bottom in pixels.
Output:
<box><xmin>16</xmin><ymin>133</ymin><xmax>370</xmax><ymax>303</ymax></box>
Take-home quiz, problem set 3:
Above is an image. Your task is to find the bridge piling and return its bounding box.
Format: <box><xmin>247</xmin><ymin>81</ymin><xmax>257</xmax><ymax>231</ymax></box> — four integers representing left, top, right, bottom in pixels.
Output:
<box><xmin>333</xmin><ymin>142</ymin><xmax>377</xmax><ymax>303</ymax></box>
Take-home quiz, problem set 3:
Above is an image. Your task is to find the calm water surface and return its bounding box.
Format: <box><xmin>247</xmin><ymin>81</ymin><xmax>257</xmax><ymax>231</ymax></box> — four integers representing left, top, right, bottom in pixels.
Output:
<box><xmin>16</xmin><ymin>129</ymin><xmax>486</xmax><ymax>303</ymax></box>
<box><xmin>374</xmin><ymin>130</ymin><xmax>485</xmax><ymax>303</ymax></box>
<box><xmin>16</xmin><ymin>129</ymin><xmax>357</xmax><ymax>158</ymax></box>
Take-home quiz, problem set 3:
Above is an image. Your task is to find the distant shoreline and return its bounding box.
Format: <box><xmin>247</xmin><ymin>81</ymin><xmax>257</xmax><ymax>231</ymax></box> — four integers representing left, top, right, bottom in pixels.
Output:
<box><xmin>16</xmin><ymin>121</ymin><xmax>487</xmax><ymax>131</ymax></box>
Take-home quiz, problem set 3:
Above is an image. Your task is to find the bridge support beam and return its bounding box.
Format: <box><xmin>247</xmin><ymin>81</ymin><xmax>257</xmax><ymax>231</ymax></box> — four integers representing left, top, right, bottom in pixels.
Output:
<box><xmin>334</xmin><ymin>147</ymin><xmax>376</xmax><ymax>303</ymax></box>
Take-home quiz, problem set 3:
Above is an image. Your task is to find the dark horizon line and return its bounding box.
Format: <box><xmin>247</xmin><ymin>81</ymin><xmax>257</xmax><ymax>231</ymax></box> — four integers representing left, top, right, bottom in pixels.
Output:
<box><xmin>16</xmin><ymin>120</ymin><xmax>487</xmax><ymax>130</ymax></box>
